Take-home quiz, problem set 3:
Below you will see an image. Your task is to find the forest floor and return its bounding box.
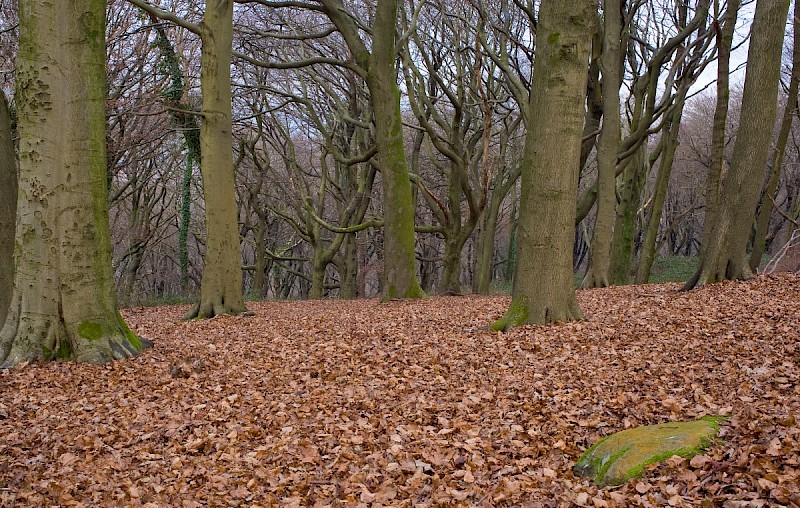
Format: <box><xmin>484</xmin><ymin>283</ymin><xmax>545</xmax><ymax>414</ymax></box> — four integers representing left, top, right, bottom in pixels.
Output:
<box><xmin>0</xmin><ymin>274</ymin><xmax>798</xmax><ymax>507</ymax></box>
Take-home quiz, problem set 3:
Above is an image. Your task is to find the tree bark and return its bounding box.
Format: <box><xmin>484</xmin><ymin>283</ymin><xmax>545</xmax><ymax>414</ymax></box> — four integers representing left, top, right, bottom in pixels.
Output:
<box><xmin>749</xmin><ymin>0</ymin><xmax>800</xmax><ymax>272</ymax></box>
<box><xmin>185</xmin><ymin>0</ymin><xmax>247</xmax><ymax>318</ymax></box>
<box><xmin>492</xmin><ymin>0</ymin><xmax>592</xmax><ymax>330</ymax></box>
<box><xmin>473</xmin><ymin>184</ymin><xmax>504</xmax><ymax>293</ymax></box>
<box><xmin>0</xmin><ymin>90</ymin><xmax>16</xmax><ymax>331</ymax></box>
<box><xmin>698</xmin><ymin>0</ymin><xmax>739</xmax><ymax>263</ymax></box>
<box><xmin>583</xmin><ymin>0</ymin><xmax>624</xmax><ymax>289</ymax></box>
<box><xmin>1</xmin><ymin>0</ymin><xmax>149</xmax><ymax>366</ymax></box>
<box><xmin>609</xmin><ymin>142</ymin><xmax>647</xmax><ymax>284</ymax></box>
<box><xmin>339</xmin><ymin>233</ymin><xmax>359</xmax><ymax>299</ymax></box>
<box><xmin>635</xmin><ymin>97</ymin><xmax>685</xmax><ymax>284</ymax></box>
<box><xmin>368</xmin><ymin>0</ymin><xmax>425</xmax><ymax>301</ymax></box>
<box><xmin>685</xmin><ymin>0</ymin><xmax>790</xmax><ymax>289</ymax></box>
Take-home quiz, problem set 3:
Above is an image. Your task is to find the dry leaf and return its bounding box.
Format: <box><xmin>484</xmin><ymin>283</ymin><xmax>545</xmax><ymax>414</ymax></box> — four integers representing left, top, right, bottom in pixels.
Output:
<box><xmin>0</xmin><ymin>275</ymin><xmax>797</xmax><ymax>506</ymax></box>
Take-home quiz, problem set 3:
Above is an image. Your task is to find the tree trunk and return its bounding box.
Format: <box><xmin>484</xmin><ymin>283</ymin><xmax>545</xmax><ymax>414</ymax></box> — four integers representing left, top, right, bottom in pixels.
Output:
<box><xmin>699</xmin><ymin>0</ymin><xmax>739</xmax><ymax>260</ymax></box>
<box><xmin>685</xmin><ymin>0</ymin><xmax>790</xmax><ymax>289</ymax></box>
<box><xmin>492</xmin><ymin>0</ymin><xmax>592</xmax><ymax>330</ymax></box>
<box><xmin>309</xmin><ymin>234</ymin><xmax>326</xmax><ymax>299</ymax></box>
<box><xmin>635</xmin><ymin>99</ymin><xmax>684</xmax><ymax>284</ymax></box>
<box><xmin>0</xmin><ymin>90</ymin><xmax>16</xmax><ymax>331</ymax></box>
<box><xmin>339</xmin><ymin>233</ymin><xmax>359</xmax><ymax>299</ymax></box>
<box><xmin>473</xmin><ymin>187</ymin><xmax>503</xmax><ymax>293</ymax></box>
<box><xmin>609</xmin><ymin>143</ymin><xmax>647</xmax><ymax>284</ymax></box>
<box><xmin>749</xmin><ymin>0</ymin><xmax>800</xmax><ymax>272</ymax></box>
<box><xmin>185</xmin><ymin>0</ymin><xmax>247</xmax><ymax>318</ymax></box>
<box><xmin>179</xmin><ymin>151</ymin><xmax>197</xmax><ymax>294</ymax></box>
<box><xmin>252</xmin><ymin>218</ymin><xmax>267</xmax><ymax>298</ymax></box>
<box><xmin>583</xmin><ymin>0</ymin><xmax>624</xmax><ymax>289</ymax></box>
<box><xmin>368</xmin><ymin>0</ymin><xmax>425</xmax><ymax>301</ymax></box>
<box><xmin>1</xmin><ymin>0</ymin><xmax>149</xmax><ymax>366</ymax></box>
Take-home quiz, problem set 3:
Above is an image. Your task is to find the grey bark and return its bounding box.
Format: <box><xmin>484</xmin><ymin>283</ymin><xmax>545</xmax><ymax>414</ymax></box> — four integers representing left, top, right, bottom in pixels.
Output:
<box><xmin>685</xmin><ymin>0</ymin><xmax>790</xmax><ymax>289</ymax></box>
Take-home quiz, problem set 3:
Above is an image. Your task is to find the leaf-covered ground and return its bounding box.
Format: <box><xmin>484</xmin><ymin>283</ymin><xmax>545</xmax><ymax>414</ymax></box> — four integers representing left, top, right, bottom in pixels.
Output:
<box><xmin>1</xmin><ymin>274</ymin><xmax>798</xmax><ymax>507</ymax></box>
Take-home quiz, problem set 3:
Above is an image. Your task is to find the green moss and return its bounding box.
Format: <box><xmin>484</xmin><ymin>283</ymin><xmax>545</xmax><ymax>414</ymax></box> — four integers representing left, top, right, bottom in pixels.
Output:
<box><xmin>491</xmin><ymin>297</ymin><xmax>529</xmax><ymax>331</ymax></box>
<box><xmin>403</xmin><ymin>285</ymin><xmax>426</xmax><ymax>299</ymax></box>
<box><xmin>574</xmin><ymin>416</ymin><xmax>724</xmax><ymax>487</ymax></box>
<box><xmin>77</xmin><ymin>321</ymin><xmax>103</xmax><ymax>341</ymax></box>
<box><xmin>55</xmin><ymin>339</ymin><xmax>73</xmax><ymax>359</ymax></box>
<box><xmin>548</xmin><ymin>32</ymin><xmax>560</xmax><ymax>45</ymax></box>
<box><xmin>116</xmin><ymin>311</ymin><xmax>143</xmax><ymax>351</ymax></box>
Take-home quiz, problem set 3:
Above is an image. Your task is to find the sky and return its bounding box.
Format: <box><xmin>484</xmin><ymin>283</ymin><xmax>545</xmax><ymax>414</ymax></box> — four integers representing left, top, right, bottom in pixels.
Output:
<box><xmin>689</xmin><ymin>0</ymin><xmax>761</xmax><ymax>96</ymax></box>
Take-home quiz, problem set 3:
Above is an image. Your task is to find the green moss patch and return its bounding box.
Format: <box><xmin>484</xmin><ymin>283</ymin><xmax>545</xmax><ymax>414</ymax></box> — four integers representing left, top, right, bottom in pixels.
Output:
<box><xmin>491</xmin><ymin>296</ymin><xmax>529</xmax><ymax>331</ymax></box>
<box><xmin>573</xmin><ymin>416</ymin><xmax>724</xmax><ymax>487</ymax></box>
<box><xmin>77</xmin><ymin>321</ymin><xmax>103</xmax><ymax>341</ymax></box>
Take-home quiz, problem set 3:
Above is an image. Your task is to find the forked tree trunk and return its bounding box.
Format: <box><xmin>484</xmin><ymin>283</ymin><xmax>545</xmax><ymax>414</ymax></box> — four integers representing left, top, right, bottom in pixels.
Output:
<box><xmin>582</xmin><ymin>0</ymin><xmax>624</xmax><ymax>289</ymax></box>
<box><xmin>0</xmin><ymin>90</ymin><xmax>16</xmax><ymax>331</ymax></box>
<box><xmin>1</xmin><ymin>0</ymin><xmax>149</xmax><ymax>366</ymax></box>
<box><xmin>492</xmin><ymin>0</ymin><xmax>592</xmax><ymax>330</ymax></box>
<box><xmin>185</xmin><ymin>0</ymin><xmax>247</xmax><ymax>318</ymax></box>
<box><xmin>685</xmin><ymin>0</ymin><xmax>790</xmax><ymax>289</ymax></box>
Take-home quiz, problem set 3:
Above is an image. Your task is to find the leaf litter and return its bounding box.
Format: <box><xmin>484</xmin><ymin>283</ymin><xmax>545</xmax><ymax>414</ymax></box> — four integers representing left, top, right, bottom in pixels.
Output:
<box><xmin>0</xmin><ymin>274</ymin><xmax>798</xmax><ymax>507</ymax></box>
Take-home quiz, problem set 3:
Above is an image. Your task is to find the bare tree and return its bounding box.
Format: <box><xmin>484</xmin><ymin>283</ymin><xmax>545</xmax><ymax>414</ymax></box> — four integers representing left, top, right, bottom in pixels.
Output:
<box><xmin>492</xmin><ymin>0</ymin><xmax>595</xmax><ymax>329</ymax></box>
<box><xmin>685</xmin><ymin>0</ymin><xmax>791</xmax><ymax>289</ymax></box>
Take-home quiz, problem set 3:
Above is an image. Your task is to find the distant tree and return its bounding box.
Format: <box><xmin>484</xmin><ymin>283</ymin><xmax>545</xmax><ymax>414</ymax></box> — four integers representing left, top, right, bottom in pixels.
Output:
<box><xmin>0</xmin><ymin>90</ymin><xmax>14</xmax><ymax>331</ymax></box>
<box><xmin>317</xmin><ymin>0</ymin><xmax>425</xmax><ymax>300</ymax></box>
<box><xmin>685</xmin><ymin>0</ymin><xmax>790</xmax><ymax>289</ymax></box>
<box><xmin>1</xmin><ymin>0</ymin><xmax>149</xmax><ymax>366</ymax></box>
<box><xmin>492</xmin><ymin>0</ymin><xmax>594</xmax><ymax>329</ymax></box>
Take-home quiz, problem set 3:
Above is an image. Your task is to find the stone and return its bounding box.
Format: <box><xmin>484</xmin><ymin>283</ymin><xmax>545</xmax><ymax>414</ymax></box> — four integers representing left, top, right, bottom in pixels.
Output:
<box><xmin>573</xmin><ymin>416</ymin><xmax>724</xmax><ymax>487</ymax></box>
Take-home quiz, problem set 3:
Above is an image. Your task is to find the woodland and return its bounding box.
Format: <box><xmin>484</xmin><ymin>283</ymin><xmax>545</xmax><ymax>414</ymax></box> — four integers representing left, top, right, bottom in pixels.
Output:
<box><xmin>0</xmin><ymin>0</ymin><xmax>799</xmax><ymax>505</ymax></box>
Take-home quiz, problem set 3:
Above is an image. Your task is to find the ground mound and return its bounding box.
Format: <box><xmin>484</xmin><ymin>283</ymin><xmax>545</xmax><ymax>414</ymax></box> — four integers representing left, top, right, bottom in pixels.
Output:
<box><xmin>1</xmin><ymin>274</ymin><xmax>798</xmax><ymax>506</ymax></box>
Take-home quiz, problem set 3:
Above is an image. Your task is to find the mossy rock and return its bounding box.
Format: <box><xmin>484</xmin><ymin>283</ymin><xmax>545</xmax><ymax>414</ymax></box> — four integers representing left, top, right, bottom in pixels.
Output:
<box><xmin>573</xmin><ymin>416</ymin><xmax>724</xmax><ymax>487</ymax></box>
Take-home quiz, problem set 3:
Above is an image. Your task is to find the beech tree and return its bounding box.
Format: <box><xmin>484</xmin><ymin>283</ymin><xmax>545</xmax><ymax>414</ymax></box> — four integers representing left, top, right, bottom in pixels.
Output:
<box><xmin>129</xmin><ymin>0</ymin><xmax>248</xmax><ymax>317</ymax></box>
<box><xmin>0</xmin><ymin>89</ymin><xmax>14</xmax><ymax>331</ymax></box>
<box><xmin>319</xmin><ymin>0</ymin><xmax>424</xmax><ymax>300</ymax></box>
<box><xmin>0</xmin><ymin>0</ymin><xmax>148</xmax><ymax>366</ymax></box>
<box><xmin>492</xmin><ymin>0</ymin><xmax>594</xmax><ymax>330</ymax></box>
<box><xmin>685</xmin><ymin>0</ymin><xmax>790</xmax><ymax>289</ymax></box>
<box><xmin>582</xmin><ymin>0</ymin><xmax>625</xmax><ymax>289</ymax></box>
<box><xmin>749</xmin><ymin>0</ymin><xmax>800</xmax><ymax>271</ymax></box>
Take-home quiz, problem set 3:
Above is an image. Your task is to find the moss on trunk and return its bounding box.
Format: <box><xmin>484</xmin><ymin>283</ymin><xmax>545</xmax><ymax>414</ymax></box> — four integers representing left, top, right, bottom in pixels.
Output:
<box><xmin>493</xmin><ymin>0</ymin><xmax>591</xmax><ymax>329</ymax></box>
<box><xmin>1</xmin><ymin>0</ymin><xmax>149</xmax><ymax>367</ymax></box>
